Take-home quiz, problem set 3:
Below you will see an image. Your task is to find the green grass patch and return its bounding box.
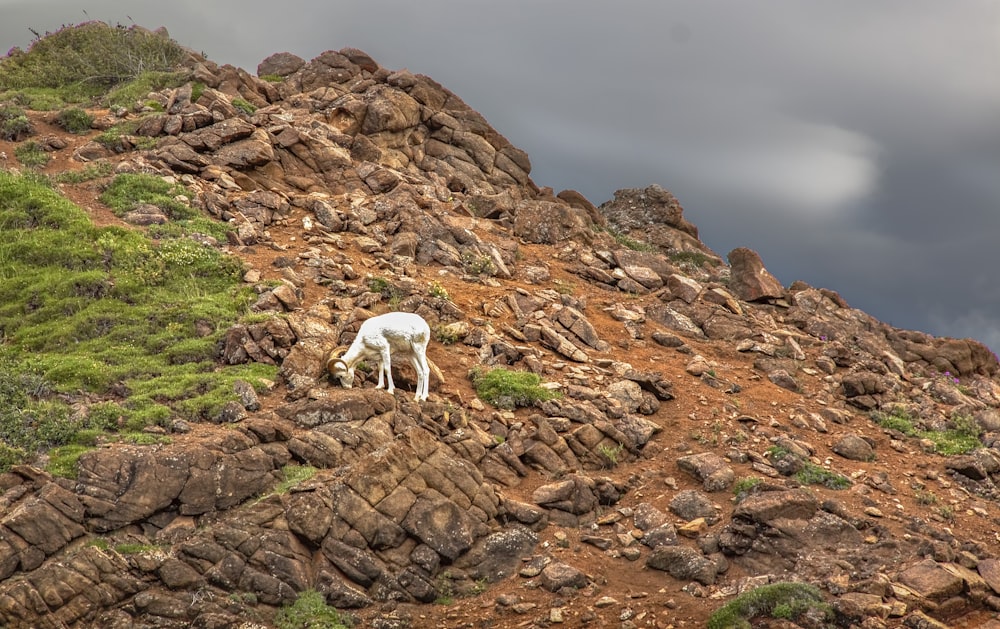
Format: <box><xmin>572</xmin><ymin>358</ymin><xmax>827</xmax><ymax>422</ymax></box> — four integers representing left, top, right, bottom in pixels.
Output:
<box><xmin>46</xmin><ymin>444</ymin><xmax>94</xmax><ymax>479</ymax></box>
<box><xmin>53</xmin><ymin>161</ymin><xmax>114</xmax><ymax>184</ymax></box>
<box><xmin>670</xmin><ymin>250</ymin><xmax>713</xmax><ymax>267</ymax></box>
<box><xmin>733</xmin><ymin>476</ymin><xmax>763</xmax><ymax>503</ymax></box>
<box><xmin>871</xmin><ymin>407</ymin><xmax>982</xmax><ymax>456</ymax></box>
<box><xmin>13</xmin><ymin>141</ymin><xmax>50</xmax><ymax>167</ymax></box>
<box><xmin>0</xmin><ymin>171</ymin><xmax>277</xmax><ymax>470</ymax></box>
<box><xmin>114</xmin><ymin>543</ymin><xmax>163</xmax><ymax>555</ymax></box>
<box><xmin>99</xmin><ymin>172</ymin><xmax>196</xmax><ymax>219</ymax></box>
<box><xmin>470</xmin><ymin>367</ymin><xmax>560</xmax><ymax>410</ymax></box>
<box><xmin>274</xmin><ymin>590</ymin><xmax>352</xmax><ymax>629</ymax></box>
<box><xmin>606</xmin><ymin>227</ymin><xmax>657</xmax><ymax>253</ymax></box>
<box><xmin>708</xmin><ymin>582</ymin><xmax>830</xmax><ymax>629</ymax></box>
<box><xmin>274</xmin><ymin>465</ymin><xmax>318</xmax><ymax>494</ymax></box>
<box><xmin>794</xmin><ymin>462</ymin><xmax>851</xmax><ymax>490</ymax></box>
<box><xmin>103</xmin><ymin>70</ymin><xmax>189</xmax><ymax>110</ymax></box>
<box><xmin>232</xmin><ymin>97</ymin><xmax>257</xmax><ymax>115</ymax></box>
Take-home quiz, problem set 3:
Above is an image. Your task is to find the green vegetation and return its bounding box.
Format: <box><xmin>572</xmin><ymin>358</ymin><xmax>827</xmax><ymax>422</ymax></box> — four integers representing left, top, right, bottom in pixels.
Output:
<box><xmin>93</xmin><ymin>121</ymin><xmax>150</xmax><ymax>152</ymax></box>
<box><xmin>0</xmin><ymin>22</ymin><xmax>186</xmax><ymax>98</ymax></box>
<box><xmin>274</xmin><ymin>465</ymin><xmax>318</xmax><ymax>494</ymax></box>
<box><xmin>260</xmin><ymin>74</ymin><xmax>284</xmax><ymax>83</ymax></box>
<box><xmin>0</xmin><ymin>103</ymin><xmax>33</xmax><ymax>140</ymax></box>
<box><xmin>470</xmin><ymin>367</ymin><xmax>560</xmax><ymax>410</ymax></box>
<box><xmin>0</xmin><ymin>171</ymin><xmax>276</xmax><ymax>471</ymax></box>
<box><xmin>461</xmin><ymin>251</ymin><xmax>497</xmax><ymax>277</ymax></box>
<box><xmin>274</xmin><ymin>590</ymin><xmax>352</xmax><ymax>629</ymax></box>
<box><xmin>53</xmin><ymin>161</ymin><xmax>113</xmax><ymax>184</ymax></box>
<box><xmin>46</xmin><ymin>444</ymin><xmax>93</xmax><ymax>479</ymax></box>
<box><xmin>232</xmin><ymin>97</ymin><xmax>257</xmax><ymax>115</ymax></box>
<box><xmin>606</xmin><ymin>227</ymin><xmax>657</xmax><ymax>253</ymax></box>
<box><xmin>733</xmin><ymin>476</ymin><xmax>763</xmax><ymax>503</ymax></box>
<box><xmin>13</xmin><ymin>141</ymin><xmax>49</xmax><ymax>167</ymax></box>
<box><xmin>103</xmin><ymin>70</ymin><xmax>188</xmax><ymax>110</ymax></box>
<box><xmin>428</xmin><ymin>281</ymin><xmax>450</xmax><ymax>301</ymax></box>
<box><xmin>794</xmin><ymin>462</ymin><xmax>851</xmax><ymax>490</ymax></box>
<box><xmin>707</xmin><ymin>582</ymin><xmax>831</xmax><ymax>629</ymax></box>
<box><xmin>670</xmin><ymin>250</ymin><xmax>713</xmax><ymax>268</ymax></box>
<box><xmin>434</xmin><ymin>325</ymin><xmax>460</xmax><ymax>346</ymax></box>
<box><xmin>871</xmin><ymin>406</ymin><xmax>982</xmax><ymax>456</ymax></box>
<box><xmin>114</xmin><ymin>543</ymin><xmax>163</xmax><ymax>555</ymax></box>
<box><xmin>598</xmin><ymin>442</ymin><xmax>625</xmax><ymax>467</ymax></box>
<box><xmin>366</xmin><ymin>276</ymin><xmax>403</xmax><ymax>306</ymax></box>
<box><xmin>55</xmin><ymin>107</ymin><xmax>93</xmax><ymax>134</ymax></box>
<box><xmin>100</xmin><ymin>172</ymin><xmax>196</xmax><ymax>219</ymax></box>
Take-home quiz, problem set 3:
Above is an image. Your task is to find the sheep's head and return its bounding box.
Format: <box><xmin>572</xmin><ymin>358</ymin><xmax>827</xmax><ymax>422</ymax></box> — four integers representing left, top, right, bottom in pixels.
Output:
<box><xmin>326</xmin><ymin>348</ymin><xmax>354</xmax><ymax>389</ymax></box>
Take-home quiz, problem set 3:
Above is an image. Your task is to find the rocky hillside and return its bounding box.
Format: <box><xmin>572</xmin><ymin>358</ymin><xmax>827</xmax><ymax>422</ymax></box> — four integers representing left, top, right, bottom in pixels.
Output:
<box><xmin>3</xmin><ymin>27</ymin><xmax>1000</xmax><ymax>629</ymax></box>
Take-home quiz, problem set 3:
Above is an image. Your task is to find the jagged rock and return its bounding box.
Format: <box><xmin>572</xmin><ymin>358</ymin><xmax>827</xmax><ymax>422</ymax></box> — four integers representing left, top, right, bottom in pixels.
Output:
<box><xmin>732</xmin><ymin>488</ymin><xmax>819</xmax><ymax>524</ymax></box>
<box><xmin>513</xmin><ymin>200</ymin><xmax>592</xmax><ymax>244</ymax></box>
<box><xmin>767</xmin><ymin>368</ymin><xmax>800</xmax><ymax>392</ymax></box>
<box><xmin>531</xmin><ymin>474</ymin><xmax>599</xmax><ymax>516</ymax></box>
<box><xmin>676</xmin><ymin>452</ymin><xmax>735</xmax><ymax>492</ymax></box>
<box><xmin>539</xmin><ymin>561</ymin><xmax>589</xmax><ymax>592</ymax></box>
<box><xmin>258</xmin><ymin>52</ymin><xmax>306</xmax><ymax>77</ymax></box>
<box><xmin>453</xmin><ymin>526</ymin><xmax>539</xmax><ymax>582</ymax></box>
<box><xmin>727</xmin><ymin>247</ymin><xmax>785</xmax><ymax>302</ymax></box>
<box><xmin>606</xmin><ymin>380</ymin><xmax>645</xmax><ymax>414</ymax></box>
<box><xmin>646</xmin><ymin>545</ymin><xmax>718</xmax><ymax>585</ymax></box>
<box><xmin>646</xmin><ymin>303</ymin><xmax>706</xmax><ymax>339</ymax></box>
<box><xmin>832</xmin><ymin>434</ymin><xmax>876</xmax><ymax>462</ymax></box>
<box><xmin>633</xmin><ymin>503</ymin><xmax>669</xmax><ymax>531</ymax></box>
<box><xmin>896</xmin><ymin>559</ymin><xmax>965</xmax><ymax>603</ymax></box>
<box><xmin>667</xmin><ymin>274</ymin><xmax>703</xmax><ymax>303</ymax></box>
<box><xmin>669</xmin><ymin>490</ymin><xmax>720</xmax><ymax>525</ymax></box>
<box><xmin>599</xmin><ymin>185</ymin><xmax>711</xmax><ymax>256</ymax></box>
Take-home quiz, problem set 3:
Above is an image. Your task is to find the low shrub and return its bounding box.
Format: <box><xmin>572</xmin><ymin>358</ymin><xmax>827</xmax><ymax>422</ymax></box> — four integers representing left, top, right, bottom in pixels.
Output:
<box><xmin>470</xmin><ymin>368</ymin><xmax>560</xmax><ymax>410</ymax></box>
<box><xmin>707</xmin><ymin>582</ymin><xmax>830</xmax><ymax>629</ymax></box>
<box><xmin>274</xmin><ymin>590</ymin><xmax>352</xmax><ymax>629</ymax></box>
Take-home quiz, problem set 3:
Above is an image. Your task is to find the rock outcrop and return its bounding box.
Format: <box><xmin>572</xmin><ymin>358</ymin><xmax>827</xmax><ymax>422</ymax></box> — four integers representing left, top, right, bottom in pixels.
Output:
<box><xmin>4</xmin><ymin>29</ymin><xmax>1000</xmax><ymax>629</ymax></box>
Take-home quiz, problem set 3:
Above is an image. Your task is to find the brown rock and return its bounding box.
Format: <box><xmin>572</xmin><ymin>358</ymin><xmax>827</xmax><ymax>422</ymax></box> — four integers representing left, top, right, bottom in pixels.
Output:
<box><xmin>727</xmin><ymin>247</ymin><xmax>785</xmax><ymax>302</ymax></box>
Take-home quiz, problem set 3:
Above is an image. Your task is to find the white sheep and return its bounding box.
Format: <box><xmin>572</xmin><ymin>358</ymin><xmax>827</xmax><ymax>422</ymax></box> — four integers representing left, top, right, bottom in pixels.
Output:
<box><xmin>327</xmin><ymin>311</ymin><xmax>432</xmax><ymax>401</ymax></box>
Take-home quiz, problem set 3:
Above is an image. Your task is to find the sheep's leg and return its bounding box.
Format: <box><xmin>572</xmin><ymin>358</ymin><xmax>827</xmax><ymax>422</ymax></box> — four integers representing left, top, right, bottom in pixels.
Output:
<box><xmin>407</xmin><ymin>354</ymin><xmax>425</xmax><ymax>402</ymax></box>
<box><xmin>413</xmin><ymin>342</ymin><xmax>430</xmax><ymax>401</ymax></box>
<box><xmin>374</xmin><ymin>359</ymin><xmax>385</xmax><ymax>389</ymax></box>
<box><xmin>380</xmin><ymin>347</ymin><xmax>395</xmax><ymax>394</ymax></box>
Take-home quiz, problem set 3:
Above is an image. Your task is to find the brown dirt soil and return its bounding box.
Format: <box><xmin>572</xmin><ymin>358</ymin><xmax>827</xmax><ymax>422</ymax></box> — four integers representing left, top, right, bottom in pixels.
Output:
<box><xmin>4</xmin><ymin>115</ymin><xmax>1000</xmax><ymax>629</ymax></box>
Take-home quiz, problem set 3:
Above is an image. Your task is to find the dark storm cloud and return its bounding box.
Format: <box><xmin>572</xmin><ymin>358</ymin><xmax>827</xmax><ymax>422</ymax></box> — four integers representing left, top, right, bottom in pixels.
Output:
<box><xmin>3</xmin><ymin>1</ymin><xmax>999</xmax><ymax>351</ymax></box>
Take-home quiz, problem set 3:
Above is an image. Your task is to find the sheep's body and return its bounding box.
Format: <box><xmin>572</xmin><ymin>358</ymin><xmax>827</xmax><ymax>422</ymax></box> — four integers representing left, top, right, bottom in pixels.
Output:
<box><xmin>327</xmin><ymin>312</ymin><xmax>432</xmax><ymax>401</ymax></box>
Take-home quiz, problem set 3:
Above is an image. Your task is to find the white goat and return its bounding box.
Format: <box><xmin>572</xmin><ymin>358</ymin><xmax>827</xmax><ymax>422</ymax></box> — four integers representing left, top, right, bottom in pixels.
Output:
<box><xmin>327</xmin><ymin>312</ymin><xmax>432</xmax><ymax>401</ymax></box>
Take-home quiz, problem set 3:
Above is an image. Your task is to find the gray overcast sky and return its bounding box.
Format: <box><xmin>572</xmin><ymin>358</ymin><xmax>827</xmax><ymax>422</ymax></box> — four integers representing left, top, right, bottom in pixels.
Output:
<box><xmin>3</xmin><ymin>1</ymin><xmax>1000</xmax><ymax>353</ymax></box>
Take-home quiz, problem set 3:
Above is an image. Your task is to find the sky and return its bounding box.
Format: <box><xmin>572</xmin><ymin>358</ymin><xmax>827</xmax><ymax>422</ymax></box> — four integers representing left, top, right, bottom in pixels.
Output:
<box><xmin>3</xmin><ymin>1</ymin><xmax>1000</xmax><ymax>353</ymax></box>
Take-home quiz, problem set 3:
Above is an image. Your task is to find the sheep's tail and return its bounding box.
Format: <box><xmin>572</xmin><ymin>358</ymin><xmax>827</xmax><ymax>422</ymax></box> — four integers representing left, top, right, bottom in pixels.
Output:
<box><xmin>428</xmin><ymin>358</ymin><xmax>445</xmax><ymax>384</ymax></box>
